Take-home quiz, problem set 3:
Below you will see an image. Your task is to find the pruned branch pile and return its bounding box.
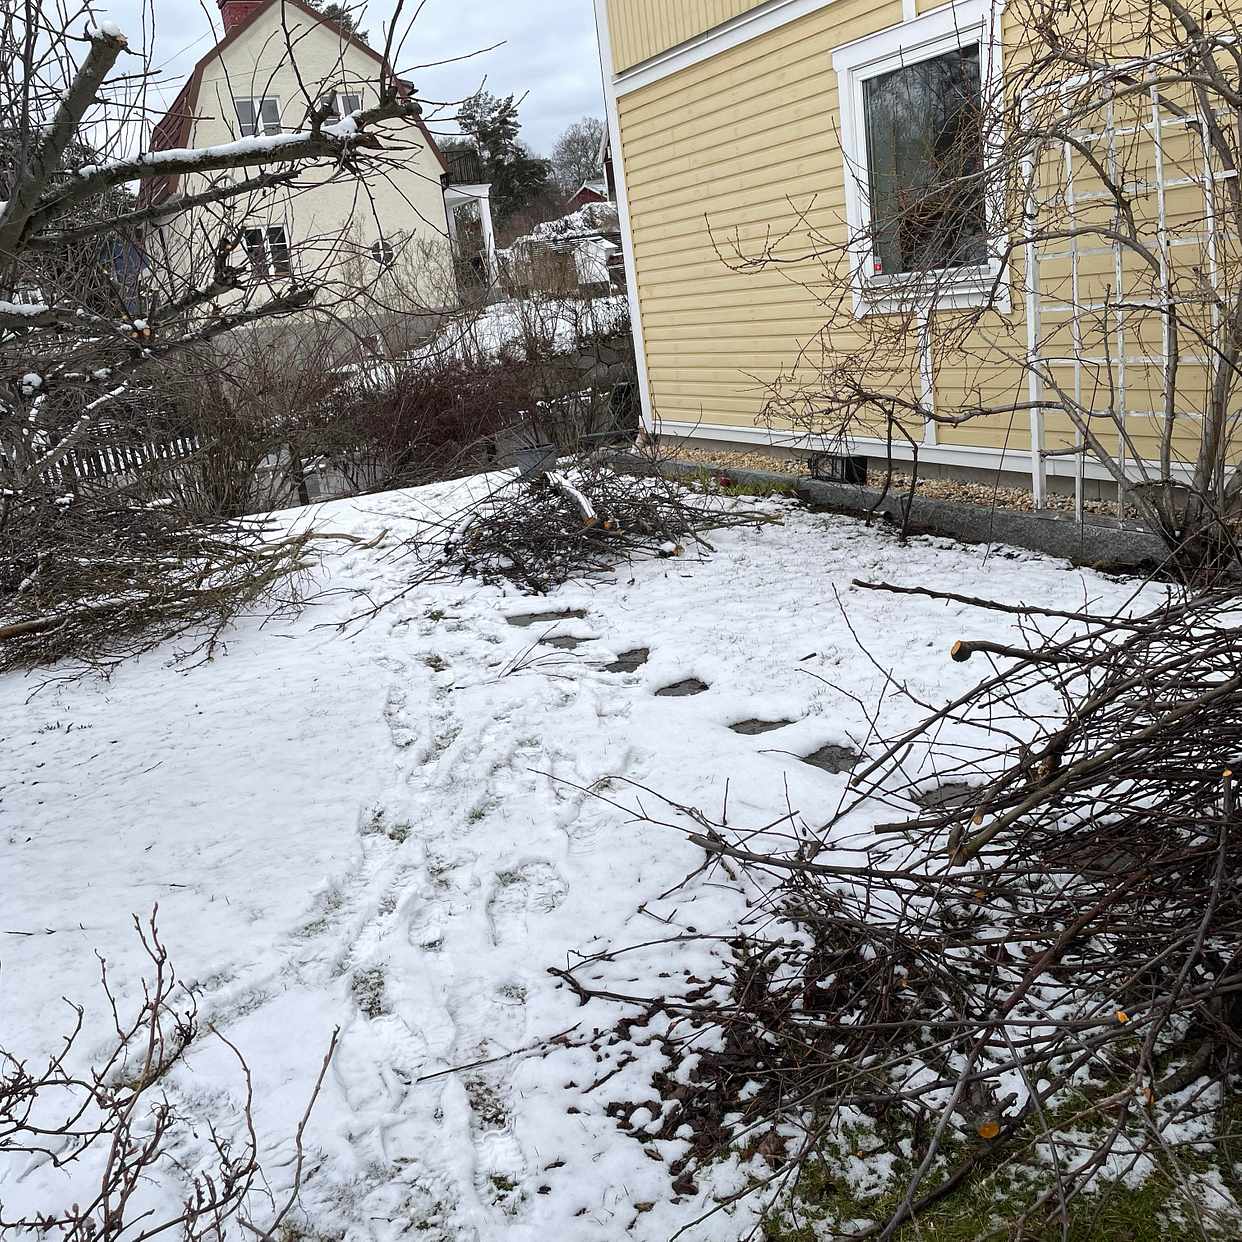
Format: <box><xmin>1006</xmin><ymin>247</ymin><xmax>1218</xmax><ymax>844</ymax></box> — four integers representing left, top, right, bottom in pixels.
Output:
<box><xmin>561</xmin><ymin>584</ymin><xmax>1242</xmax><ymax>1235</ymax></box>
<box><xmin>0</xmin><ymin>489</ymin><xmax>317</xmax><ymax>673</ymax></box>
<box><xmin>397</xmin><ymin>459</ymin><xmax>779</xmax><ymax>595</ymax></box>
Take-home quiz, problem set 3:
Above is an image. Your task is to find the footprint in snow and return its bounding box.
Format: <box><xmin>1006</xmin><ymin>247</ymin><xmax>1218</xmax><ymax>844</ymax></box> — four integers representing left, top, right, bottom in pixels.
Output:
<box><xmin>485</xmin><ymin>861</ymin><xmax>568</xmax><ymax>946</ymax></box>
<box><xmin>452</xmin><ymin>980</ymin><xmax>529</xmax><ymax>1056</ymax></box>
<box><xmin>383</xmin><ymin>684</ymin><xmax>418</xmax><ymax>750</ymax></box>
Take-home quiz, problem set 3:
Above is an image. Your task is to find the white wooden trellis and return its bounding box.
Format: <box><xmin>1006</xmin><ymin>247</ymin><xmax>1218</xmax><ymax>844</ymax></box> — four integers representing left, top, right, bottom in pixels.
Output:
<box><xmin>1021</xmin><ymin>67</ymin><xmax>1231</xmax><ymax>517</ymax></box>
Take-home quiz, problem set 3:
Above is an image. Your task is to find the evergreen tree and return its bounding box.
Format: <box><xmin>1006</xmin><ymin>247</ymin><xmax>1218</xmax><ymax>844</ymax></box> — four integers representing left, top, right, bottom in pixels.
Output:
<box><xmin>309</xmin><ymin>1</ymin><xmax>368</xmax><ymax>43</ymax></box>
<box><xmin>457</xmin><ymin>91</ymin><xmax>553</xmax><ymax>223</ymax></box>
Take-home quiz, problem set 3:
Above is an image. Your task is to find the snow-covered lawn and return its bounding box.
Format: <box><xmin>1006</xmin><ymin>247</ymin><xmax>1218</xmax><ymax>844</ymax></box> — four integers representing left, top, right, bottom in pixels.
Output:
<box><xmin>1</xmin><ymin>482</ymin><xmax>1141</xmax><ymax>1240</ymax></box>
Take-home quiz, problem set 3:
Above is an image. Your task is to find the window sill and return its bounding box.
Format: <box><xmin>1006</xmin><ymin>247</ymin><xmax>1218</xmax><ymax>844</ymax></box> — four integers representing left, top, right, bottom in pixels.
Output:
<box><xmin>852</xmin><ymin>265</ymin><xmax>1011</xmax><ymax>317</ymax></box>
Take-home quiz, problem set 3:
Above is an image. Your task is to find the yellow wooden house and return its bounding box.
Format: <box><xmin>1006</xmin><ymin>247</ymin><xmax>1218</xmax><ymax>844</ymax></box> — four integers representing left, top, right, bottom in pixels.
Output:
<box><xmin>592</xmin><ymin>0</ymin><xmax>1233</xmax><ymax>515</ymax></box>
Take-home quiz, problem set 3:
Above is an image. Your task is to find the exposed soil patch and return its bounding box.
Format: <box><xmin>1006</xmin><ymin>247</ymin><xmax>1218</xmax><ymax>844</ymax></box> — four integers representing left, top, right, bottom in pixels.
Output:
<box><xmin>655</xmin><ymin>678</ymin><xmax>710</xmax><ymax>698</ymax></box>
<box><xmin>914</xmin><ymin>780</ymin><xmax>976</xmax><ymax>810</ymax></box>
<box><xmin>541</xmin><ymin>636</ymin><xmax>584</xmax><ymax>650</ymax></box>
<box><xmin>730</xmin><ymin>719</ymin><xmax>793</xmax><ymax>735</ymax></box>
<box><xmin>604</xmin><ymin>648</ymin><xmax>649</xmax><ymax>673</ymax></box>
<box><xmin>505</xmin><ymin>608</ymin><xmax>588</xmax><ymax>628</ymax></box>
<box><xmin>802</xmin><ymin>743</ymin><xmax>860</xmax><ymax>774</ymax></box>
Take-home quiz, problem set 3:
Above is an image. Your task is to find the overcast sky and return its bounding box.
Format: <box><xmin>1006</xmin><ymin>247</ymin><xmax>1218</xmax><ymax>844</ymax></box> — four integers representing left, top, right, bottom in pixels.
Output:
<box><xmin>104</xmin><ymin>0</ymin><xmax>606</xmax><ymax>156</ymax></box>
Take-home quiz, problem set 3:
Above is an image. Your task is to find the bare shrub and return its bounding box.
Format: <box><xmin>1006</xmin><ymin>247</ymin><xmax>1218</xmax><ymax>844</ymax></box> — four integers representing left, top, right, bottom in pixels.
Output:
<box><xmin>313</xmin><ymin>293</ymin><xmax>636</xmax><ymax>495</ymax></box>
<box><xmin>716</xmin><ymin>0</ymin><xmax>1242</xmax><ymax>581</ymax></box>
<box><xmin>311</xmin><ymin>355</ymin><xmax>529</xmax><ymax>494</ymax></box>
<box><xmin>1</xmin><ymin>910</ymin><xmax>337</xmax><ymax>1241</ymax></box>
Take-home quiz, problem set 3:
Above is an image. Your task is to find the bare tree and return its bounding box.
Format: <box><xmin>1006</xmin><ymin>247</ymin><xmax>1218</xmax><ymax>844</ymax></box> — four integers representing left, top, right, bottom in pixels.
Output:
<box><xmin>0</xmin><ymin>0</ymin><xmax>455</xmax><ymax>669</ymax></box>
<box><xmin>717</xmin><ymin>0</ymin><xmax>1242</xmax><ymax>580</ymax></box>
<box><xmin>550</xmin><ymin>116</ymin><xmax>606</xmax><ymax>197</ymax></box>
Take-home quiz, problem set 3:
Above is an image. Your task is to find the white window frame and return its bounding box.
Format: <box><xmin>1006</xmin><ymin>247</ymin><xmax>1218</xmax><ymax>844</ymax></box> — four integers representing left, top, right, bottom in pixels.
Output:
<box><xmin>326</xmin><ymin>90</ymin><xmax>363</xmax><ymax>122</ymax></box>
<box><xmin>235</xmin><ymin>96</ymin><xmax>282</xmax><ymax>137</ymax></box>
<box><xmin>242</xmin><ymin>225</ymin><xmax>292</xmax><ymax>278</ymax></box>
<box><xmin>832</xmin><ymin>0</ymin><xmax>1009</xmax><ymax>317</ymax></box>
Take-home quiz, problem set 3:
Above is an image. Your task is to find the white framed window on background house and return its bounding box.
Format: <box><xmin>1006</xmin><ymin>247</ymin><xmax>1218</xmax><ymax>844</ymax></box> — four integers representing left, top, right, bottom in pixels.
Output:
<box><xmin>242</xmin><ymin>226</ymin><xmax>291</xmax><ymax>278</ymax></box>
<box><xmin>235</xmin><ymin>96</ymin><xmax>282</xmax><ymax>137</ymax></box>
<box><xmin>832</xmin><ymin>0</ymin><xmax>1008</xmax><ymax>315</ymax></box>
<box><xmin>326</xmin><ymin>91</ymin><xmax>363</xmax><ymax>122</ymax></box>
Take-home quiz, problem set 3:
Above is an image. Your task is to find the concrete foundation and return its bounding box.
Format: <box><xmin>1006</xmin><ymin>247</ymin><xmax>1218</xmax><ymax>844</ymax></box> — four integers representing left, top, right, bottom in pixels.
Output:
<box><xmin>645</xmin><ymin>458</ymin><xmax>1171</xmax><ymax>575</ymax></box>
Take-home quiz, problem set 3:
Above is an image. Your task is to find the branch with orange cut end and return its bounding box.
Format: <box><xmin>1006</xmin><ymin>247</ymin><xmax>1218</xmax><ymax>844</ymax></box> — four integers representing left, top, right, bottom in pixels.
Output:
<box><xmin>950</xmin><ymin>638</ymin><xmax>1072</xmax><ymax>665</ymax></box>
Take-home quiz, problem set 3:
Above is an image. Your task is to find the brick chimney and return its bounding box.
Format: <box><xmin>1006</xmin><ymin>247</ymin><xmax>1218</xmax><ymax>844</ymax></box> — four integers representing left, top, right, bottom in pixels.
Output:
<box><xmin>219</xmin><ymin>0</ymin><xmax>264</xmax><ymax>32</ymax></box>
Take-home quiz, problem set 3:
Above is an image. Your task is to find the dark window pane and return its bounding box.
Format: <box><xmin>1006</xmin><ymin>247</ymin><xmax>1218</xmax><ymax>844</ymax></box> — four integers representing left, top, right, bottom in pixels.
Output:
<box><xmin>243</xmin><ymin>227</ymin><xmax>266</xmax><ymax>272</ymax></box>
<box><xmin>267</xmin><ymin>226</ymin><xmax>291</xmax><ymax>274</ymax></box>
<box><xmin>325</xmin><ymin>92</ymin><xmax>361</xmax><ymax>123</ymax></box>
<box><xmin>863</xmin><ymin>44</ymin><xmax>986</xmax><ymax>276</ymax></box>
<box><xmin>235</xmin><ymin>98</ymin><xmax>258</xmax><ymax>137</ymax></box>
<box><xmin>259</xmin><ymin>98</ymin><xmax>282</xmax><ymax>134</ymax></box>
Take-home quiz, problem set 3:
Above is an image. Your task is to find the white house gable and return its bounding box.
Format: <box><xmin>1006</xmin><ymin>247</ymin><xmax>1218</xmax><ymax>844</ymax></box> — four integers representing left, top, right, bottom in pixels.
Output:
<box><xmin>158</xmin><ymin>0</ymin><xmax>456</xmax><ymax>311</ymax></box>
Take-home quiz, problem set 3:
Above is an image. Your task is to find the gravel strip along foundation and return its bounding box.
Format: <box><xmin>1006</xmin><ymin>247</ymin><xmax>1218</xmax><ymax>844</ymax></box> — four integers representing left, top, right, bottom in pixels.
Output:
<box><xmin>668</xmin><ymin>445</ymin><xmax>1137</xmax><ymax>519</ymax></box>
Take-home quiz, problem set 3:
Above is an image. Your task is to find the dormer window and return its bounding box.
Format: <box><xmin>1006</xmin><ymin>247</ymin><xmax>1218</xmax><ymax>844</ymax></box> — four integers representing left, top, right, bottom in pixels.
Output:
<box><xmin>326</xmin><ymin>91</ymin><xmax>363</xmax><ymax>122</ymax></box>
<box><xmin>235</xmin><ymin>97</ymin><xmax>281</xmax><ymax>137</ymax></box>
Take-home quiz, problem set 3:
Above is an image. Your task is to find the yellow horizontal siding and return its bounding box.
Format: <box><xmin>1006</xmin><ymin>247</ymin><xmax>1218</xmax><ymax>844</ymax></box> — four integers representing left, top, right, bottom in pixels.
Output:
<box><xmin>618</xmin><ymin>0</ymin><xmax>923</xmax><ymax>435</ymax></box>
<box><xmin>606</xmin><ymin>0</ymin><xmax>770</xmax><ymax>73</ymax></box>
<box><xmin>615</xmin><ymin>0</ymin><xmax>1211</xmax><ymax>468</ymax></box>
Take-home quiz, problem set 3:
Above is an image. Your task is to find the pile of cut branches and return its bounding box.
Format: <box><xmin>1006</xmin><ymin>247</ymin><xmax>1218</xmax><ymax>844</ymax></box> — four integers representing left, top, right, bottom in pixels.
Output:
<box><xmin>396</xmin><ymin>457</ymin><xmax>778</xmax><ymax>595</ymax></box>
<box><xmin>562</xmin><ymin>584</ymin><xmax>1242</xmax><ymax>1236</ymax></box>
<box><xmin>0</xmin><ymin>488</ymin><xmax>330</xmax><ymax>674</ymax></box>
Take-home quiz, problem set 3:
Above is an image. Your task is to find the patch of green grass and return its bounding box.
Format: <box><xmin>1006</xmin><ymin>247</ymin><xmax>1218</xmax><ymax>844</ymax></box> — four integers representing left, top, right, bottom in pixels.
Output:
<box><xmin>298</xmin><ymin>886</ymin><xmax>344</xmax><ymax>938</ymax></box>
<box><xmin>763</xmin><ymin>1127</ymin><xmax>1239</xmax><ymax>1242</ymax></box>
<box><xmin>718</xmin><ymin>477</ymin><xmax>798</xmax><ymax>499</ymax></box>
<box><xmin>361</xmin><ymin>808</ymin><xmax>412</xmax><ymax>844</ymax></box>
<box><xmin>685</xmin><ymin>466</ymin><xmax>798</xmax><ymax>499</ymax></box>
<box><xmin>773</xmin><ymin>1167</ymin><xmax>1221</xmax><ymax>1241</ymax></box>
<box><xmin>351</xmin><ymin>967</ymin><xmax>387</xmax><ymax>1019</ymax></box>
<box><xmin>465</xmin><ymin>1076</ymin><xmax>509</xmax><ymax>1128</ymax></box>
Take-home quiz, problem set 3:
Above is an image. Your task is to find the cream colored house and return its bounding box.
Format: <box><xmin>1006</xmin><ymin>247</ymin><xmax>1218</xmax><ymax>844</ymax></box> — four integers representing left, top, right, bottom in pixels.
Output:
<box><xmin>594</xmin><ymin>0</ymin><xmax>1235</xmax><ymax>511</ymax></box>
<box><xmin>148</xmin><ymin>0</ymin><xmax>497</xmax><ymax>316</ymax></box>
